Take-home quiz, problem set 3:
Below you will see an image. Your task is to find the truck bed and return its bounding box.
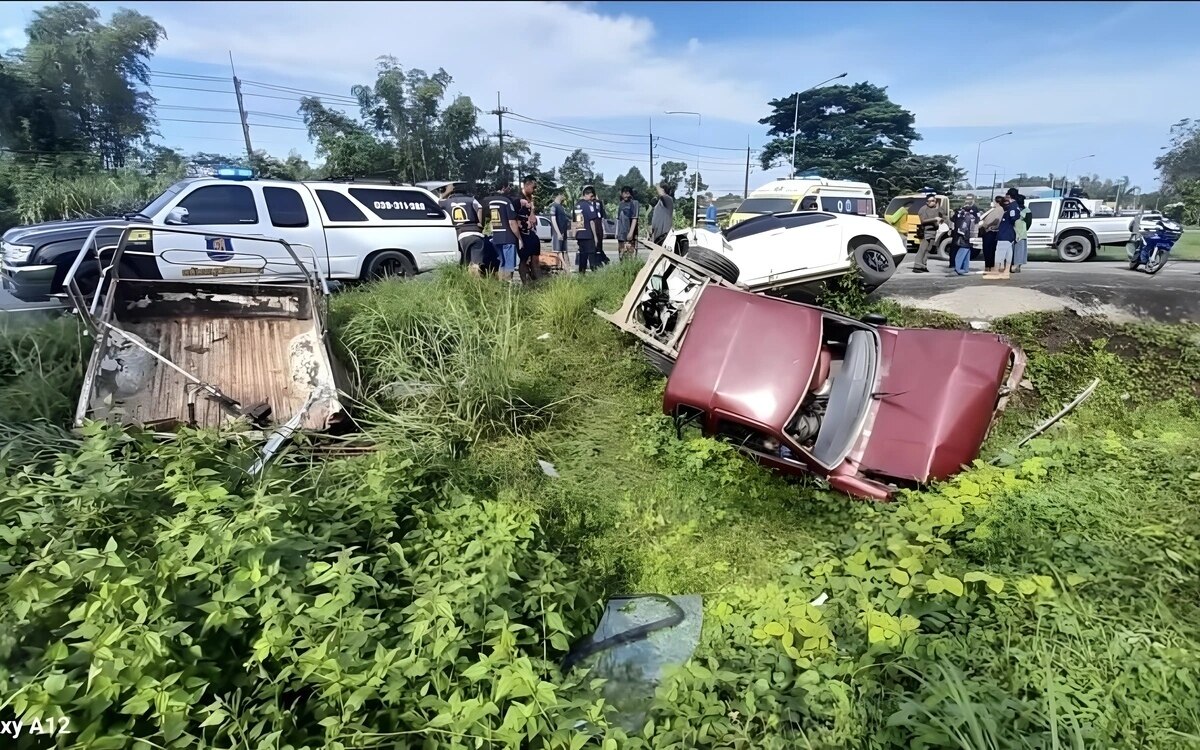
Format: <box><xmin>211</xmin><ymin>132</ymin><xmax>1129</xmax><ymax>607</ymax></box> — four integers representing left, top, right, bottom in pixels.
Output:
<box><xmin>80</xmin><ymin>279</ymin><xmax>347</xmax><ymax>433</ymax></box>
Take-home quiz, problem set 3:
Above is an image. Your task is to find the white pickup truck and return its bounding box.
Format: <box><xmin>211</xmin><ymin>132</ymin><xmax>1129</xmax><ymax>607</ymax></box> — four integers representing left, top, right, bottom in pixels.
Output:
<box><xmin>2</xmin><ymin>171</ymin><xmax>459</xmax><ymax>301</ymax></box>
<box><xmin>1020</xmin><ymin>196</ymin><xmax>1131</xmax><ymax>262</ymax></box>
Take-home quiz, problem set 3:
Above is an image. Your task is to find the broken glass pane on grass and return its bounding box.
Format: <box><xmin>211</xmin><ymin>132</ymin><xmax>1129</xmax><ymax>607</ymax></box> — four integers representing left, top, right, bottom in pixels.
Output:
<box><xmin>563</xmin><ymin>594</ymin><xmax>703</xmax><ymax>733</ymax></box>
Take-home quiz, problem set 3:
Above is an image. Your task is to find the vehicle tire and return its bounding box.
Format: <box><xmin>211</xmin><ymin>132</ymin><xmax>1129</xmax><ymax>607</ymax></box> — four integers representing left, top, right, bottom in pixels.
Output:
<box><xmin>641</xmin><ymin>344</ymin><xmax>676</xmax><ymax>377</ymax></box>
<box><xmin>852</xmin><ymin>242</ymin><xmax>897</xmax><ymax>286</ymax></box>
<box><xmin>1056</xmin><ymin>233</ymin><xmax>1093</xmax><ymax>263</ymax></box>
<box><xmin>1144</xmin><ymin>249</ymin><xmax>1169</xmax><ymax>275</ymax></box>
<box><xmin>682</xmin><ymin>246</ymin><xmax>740</xmax><ymax>284</ymax></box>
<box><xmin>862</xmin><ymin>313</ymin><xmax>888</xmax><ymax>327</ymax></box>
<box><xmin>935</xmin><ymin>237</ymin><xmax>954</xmax><ymax>260</ymax></box>
<box><xmin>362</xmin><ymin>250</ymin><xmax>417</xmax><ymax>281</ymax></box>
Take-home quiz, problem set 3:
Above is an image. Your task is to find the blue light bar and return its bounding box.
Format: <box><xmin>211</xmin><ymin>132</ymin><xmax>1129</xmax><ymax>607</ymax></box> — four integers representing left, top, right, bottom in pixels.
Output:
<box><xmin>216</xmin><ymin>166</ymin><xmax>254</xmax><ymax>181</ymax></box>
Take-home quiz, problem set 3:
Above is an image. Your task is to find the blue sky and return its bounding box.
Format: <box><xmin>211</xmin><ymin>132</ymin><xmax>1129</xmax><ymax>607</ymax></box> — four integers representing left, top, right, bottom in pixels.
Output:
<box><xmin>2</xmin><ymin>1</ymin><xmax>1196</xmax><ymax>195</ymax></box>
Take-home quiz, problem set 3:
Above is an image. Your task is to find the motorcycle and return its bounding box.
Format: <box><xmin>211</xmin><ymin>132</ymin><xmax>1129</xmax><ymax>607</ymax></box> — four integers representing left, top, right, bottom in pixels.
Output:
<box><xmin>1126</xmin><ymin>213</ymin><xmax>1183</xmax><ymax>275</ymax></box>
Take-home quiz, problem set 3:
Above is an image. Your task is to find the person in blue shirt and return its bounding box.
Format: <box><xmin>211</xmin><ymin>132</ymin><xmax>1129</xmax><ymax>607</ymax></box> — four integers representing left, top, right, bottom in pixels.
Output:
<box><xmin>704</xmin><ymin>192</ymin><xmax>718</xmax><ymax>232</ymax></box>
<box><xmin>484</xmin><ymin>182</ymin><xmax>521</xmax><ymax>281</ymax></box>
<box><xmin>988</xmin><ymin>195</ymin><xmax>1019</xmax><ymax>280</ymax></box>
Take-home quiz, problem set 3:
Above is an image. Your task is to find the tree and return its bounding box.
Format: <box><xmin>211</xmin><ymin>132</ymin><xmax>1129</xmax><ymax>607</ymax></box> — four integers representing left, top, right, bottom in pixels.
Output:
<box><xmin>15</xmin><ymin>2</ymin><xmax>165</xmax><ymax>168</ymax></box>
<box><xmin>658</xmin><ymin>161</ymin><xmax>689</xmax><ymax>194</ymax></box>
<box><xmin>759</xmin><ymin>82</ymin><xmax>918</xmax><ymax>176</ymax></box>
<box><xmin>250</xmin><ymin>150</ymin><xmax>316</xmax><ymax>181</ymax></box>
<box><xmin>558</xmin><ymin>149</ymin><xmax>596</xmax><ymax>200</ymax></box>
<box><xmin>613</xmin><ymin>165</ymin><xmax>651</xmax><ymax>204</ymax></box>
<box><xmin>1155</xmin><ymin>119</ymin><xmax>1200</xmax><ymax>189</ymax></box>
<box><xmin>758</xmin><ymin>80</ymin><xmax>964</xmax><ymax>202</ymax></box>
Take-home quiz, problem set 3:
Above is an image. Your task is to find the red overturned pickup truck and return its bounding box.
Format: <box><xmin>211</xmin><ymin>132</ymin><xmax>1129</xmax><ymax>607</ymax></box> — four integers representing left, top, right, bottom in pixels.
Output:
<box><xmin>597</xmin><ymin>247</ymin><xmax>1026</xmax><ymax>500</ymax></box>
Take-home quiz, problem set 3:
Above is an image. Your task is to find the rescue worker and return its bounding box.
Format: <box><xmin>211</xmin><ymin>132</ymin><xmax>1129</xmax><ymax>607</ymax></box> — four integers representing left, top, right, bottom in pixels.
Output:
<box><xmin>483</xmin><ymin>181</ymin><xmax>521</xmax><ymax>281</ymax></box>
<box><xmin>574</xmin><ymin>185</ymin><xmax>604</xmax><ymax>274</ymax></box>
<box><xmin>911</xmin><ymin>192</ymin><xmax>945</xmax><ymax>273</ymax></box>
<box><xmin>440</xmin><ymin>183</ymin><xmax>486</xmax><ymax>275</ymax></box>
<box><xmin>616</xmin><ymin>185</ymin><xmax>639</xmax><ymax>260</ymax></box>
<box><xmin>515</xmin><ymin>175</ymin><xmax>541</xmax><ymax>284</ymax></box>
<box><xmin>550</xmin><ymin>192</ymin><xmax>571</xmax><ymax>269</ymax></box>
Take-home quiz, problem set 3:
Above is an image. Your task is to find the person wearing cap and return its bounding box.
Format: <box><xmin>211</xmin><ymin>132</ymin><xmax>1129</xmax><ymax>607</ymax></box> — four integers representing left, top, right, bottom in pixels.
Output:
<box><xmin>1007</xmin><ymin>187</ymin><xmax>1030</xmax><ymax>273</ymax></box>
<box><xmin>440</xmin><ymin>183</ymin><xmax>486</xmax><ymax>275</ymax></box>
<box><xmin>616</xmin><ymin>185</ymin><xmax>640</xmax><ymax>261</ymax></box>
<box><xmin>515</xmin><ymin>175</ymin><xmax>541</xmax><ymax>284</ymax></box>
<box><xmin>574</xmin><ymin>185</ymin><xmax>604</xmax><ymax>273</ymax></box>
<box><xmin>990</xmin><ymin>194</ymin><xmax>1020</xmax><ymax>280</ymax></box>
<box><xmin>483</xmin><ymin>180</ymin><xmax>521</xmax><ymax>281</ymax></box>
<box><xmin>704</xmin><ymin>192</ymin><xmax>718</xmax><ymax>232</ymax></box>
<box><xmin>911</xmin><ymin>192</ymin><xmax>945</xmax><ymax>273</ymax></box>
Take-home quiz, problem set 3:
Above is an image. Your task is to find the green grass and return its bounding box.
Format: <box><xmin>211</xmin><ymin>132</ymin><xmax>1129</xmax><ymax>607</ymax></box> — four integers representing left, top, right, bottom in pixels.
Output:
<box><xmin>3</xmin><ymin>265</ymin><xmax>1200</xmax><ymax>748</ymax></box>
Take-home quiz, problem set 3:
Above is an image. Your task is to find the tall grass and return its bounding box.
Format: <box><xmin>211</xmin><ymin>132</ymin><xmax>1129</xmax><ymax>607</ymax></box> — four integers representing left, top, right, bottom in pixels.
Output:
<box><xmin>0</xmin><ymin>314</ymin><xmax>88</xmax><ymax>424</ymax></box>
<box><xmin>10</xmin><ymin>168</ymin><xmax>172</xmax><ymax>224</ymax></box>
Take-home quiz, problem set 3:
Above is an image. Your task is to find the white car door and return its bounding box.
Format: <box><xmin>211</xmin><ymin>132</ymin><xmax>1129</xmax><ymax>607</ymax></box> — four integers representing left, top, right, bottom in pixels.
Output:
<box><xmin>152</xmin><ymin>183</ymin><xmax>287</xmax><ymax>281</ymax></box>
<box><xmin>726</xmin><ymin>213</ymin><xmax>844</xmax><ymax>286</ymax></box>
<box><xmin>259</xmin><ymin>184</ymin><xmax>328</xmax><ymax>277</ymax></box>
<box><xmin>1026</xmin><ymin>200</ymin><xmax>1054</xmax><ymax>248</ymax></box>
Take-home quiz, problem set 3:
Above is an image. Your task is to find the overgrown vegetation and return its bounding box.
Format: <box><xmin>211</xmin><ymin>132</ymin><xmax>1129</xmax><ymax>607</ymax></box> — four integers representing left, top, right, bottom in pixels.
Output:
<box><xmin>2</xmin><ymin>266</ymin><xmax>1199</xmax><ymax>748</ymax></box>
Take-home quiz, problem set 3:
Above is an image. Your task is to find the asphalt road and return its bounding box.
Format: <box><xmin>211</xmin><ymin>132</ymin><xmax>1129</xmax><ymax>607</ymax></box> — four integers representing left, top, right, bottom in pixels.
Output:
<box><xmin>878</xmin><ymin>257</ymin><xmax>1200</xmax><ymax>323</ymax></box>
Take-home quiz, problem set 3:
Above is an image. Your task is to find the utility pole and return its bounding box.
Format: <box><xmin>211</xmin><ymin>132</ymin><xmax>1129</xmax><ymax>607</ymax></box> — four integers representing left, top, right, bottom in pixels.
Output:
<box><xmin>744</xmin><ymin>136</ymin><xmax>751</xmax><ymax>198</ymax></box>
<box><xmin>648</xmin><ymin>117</ymin><xmax>654</xmax><ymax>188</ymax></box>
<box><xmin>489</xmin><ymin>92</ymin><xmax>509</xmax><ymax>186</ymax></box>
<box><xmin>229</xmin><ymin>52</ymin><xmax>254</xmax><ymax>163</ymax></box>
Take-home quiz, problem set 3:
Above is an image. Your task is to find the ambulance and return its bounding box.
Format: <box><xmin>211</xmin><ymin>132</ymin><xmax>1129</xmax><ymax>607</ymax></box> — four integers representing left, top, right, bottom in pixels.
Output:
<box><xmin>728</xmin><ymin>176</ymin><xmax>876</xmax><ymax>227</ymax></box>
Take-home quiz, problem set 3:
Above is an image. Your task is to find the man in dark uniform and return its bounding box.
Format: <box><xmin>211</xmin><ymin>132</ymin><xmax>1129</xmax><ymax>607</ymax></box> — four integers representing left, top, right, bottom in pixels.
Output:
<box><xmin>515</xmin><ymin>175</ymin><xmax>541</xmax><ymax>284</ymax></box>
<box><xmin>440</xmin><ymin>183</ymin><xmax>486</xmax><ymax>275</ymax></box>
<box><xmin>574</xmin><ymin>185</ymin><xmax>604</xmax><ymax>274</ymax></box>
<box><xmin>483</xmin><ymin>181</ymin><xmax>521</xmax><ymax>281</ymax></box>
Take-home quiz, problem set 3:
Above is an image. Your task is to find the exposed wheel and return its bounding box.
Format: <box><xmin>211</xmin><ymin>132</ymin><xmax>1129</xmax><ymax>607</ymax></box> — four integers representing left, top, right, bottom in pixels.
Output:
<box><xmin>1056</xmin><ymin>233</ymin><xmax>1093</xmax><ymax>263</ymax></box>
<box><xmin>641</xmin><ymin>344</ymin><xmax>676</xmax><ymax>377</ymax></box>
<box><xmin>862</xmin><ymin>313</ymin><xmax>888</xmax><ymax>327</ymax></box>
<box><xmin>683</xmin><ymin>246</ymin><xmax>740</xmax><ymax>284</ymax></box>
<box><xmin>852</xmin><ymin>242</ymin><xmax>897</xmax><ymax>286</ymax></box>
<box><xmin>1144</xmin><ymin>248</ymin><xmax>1169</xmax><ymax>275</ymax></box>
<box><xmin>362</xmin><ymin>251</ymin><xmax>417</xmax><ymax>280</ymax></box>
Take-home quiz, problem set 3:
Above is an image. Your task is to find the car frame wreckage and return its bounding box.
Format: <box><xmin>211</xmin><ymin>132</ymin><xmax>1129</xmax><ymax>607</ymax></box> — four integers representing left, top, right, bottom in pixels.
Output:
<box><xmin>597</xmin><ymin>244</ymin><xmax>1027</xmax><ymax>500</ymax></box>
<box><xmin>63</xmin><ymin>224</ymin><xmax>353</xmax><ymax>473</ymax></box>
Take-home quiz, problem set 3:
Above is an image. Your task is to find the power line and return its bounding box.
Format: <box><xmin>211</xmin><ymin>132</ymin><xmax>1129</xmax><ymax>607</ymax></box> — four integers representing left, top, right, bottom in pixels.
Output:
<box><xmin>150</xmin><ymin>70</ymin><xmax>227</xmax><ymax>83</ymax></box>
<box><xmin>151</xmin><ymin>83</ymin><xmax>232</xmax><ymax>95</ymax></box>
<box><xmin>507</xmin><ymin>110</ymin><xmax>759</xmax><ymax>155</ymax></box>
<box><xmin>158</xmin><ymin>117</ymin><xmax>306</xmax><ymax>131</ymax></box>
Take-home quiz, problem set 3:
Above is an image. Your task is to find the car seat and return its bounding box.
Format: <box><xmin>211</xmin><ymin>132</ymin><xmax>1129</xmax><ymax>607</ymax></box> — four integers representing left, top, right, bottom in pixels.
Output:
<box><xmin>811</xmin><ymin>347</ymin><xmax>833</xmax><ymax>395</ymax></box>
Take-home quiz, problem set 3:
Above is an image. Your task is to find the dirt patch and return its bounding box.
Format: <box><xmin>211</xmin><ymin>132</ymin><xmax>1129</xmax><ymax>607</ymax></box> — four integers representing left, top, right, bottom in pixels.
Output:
<box><xmin>1038</xmin><ymin>310</ymin><xmax>1118</xmax><ymax>353</ymax></box>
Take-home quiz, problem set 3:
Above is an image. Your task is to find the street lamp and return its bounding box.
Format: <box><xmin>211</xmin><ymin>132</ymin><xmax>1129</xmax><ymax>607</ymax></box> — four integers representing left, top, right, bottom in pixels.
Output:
<box><xmin>790</xmin><ymin>73</ymin><xmax>847</xmax><ymax>179</ymax></box>
<box><xmin>665</xmin><ymin>110</ymin><xmax>702</xmax><ymax>227</ymax></box>
<box><xmin>1062</xmin><ymin>154</ymin><xmax>1095</xmax><ymax>194</ymax></box>
<box><xmin>973</xmin><ymin>132</ymin><xmax>1012</xmax><ymax>190</ymax></box>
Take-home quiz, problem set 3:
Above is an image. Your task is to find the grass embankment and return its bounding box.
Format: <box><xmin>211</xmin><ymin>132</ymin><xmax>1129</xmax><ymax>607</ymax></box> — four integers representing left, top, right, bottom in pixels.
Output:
<box><xmin>1</xmin><ymin>267</ymin><xmax>1199</xmax><ymax>749</ymax></box>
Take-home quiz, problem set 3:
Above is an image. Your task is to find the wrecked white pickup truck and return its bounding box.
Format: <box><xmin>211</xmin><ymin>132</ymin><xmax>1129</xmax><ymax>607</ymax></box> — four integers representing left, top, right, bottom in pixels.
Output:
<box><xmin>63</xmin><ymin>225</ymin><xmax>351</xmax><ymax>468</ymax></box>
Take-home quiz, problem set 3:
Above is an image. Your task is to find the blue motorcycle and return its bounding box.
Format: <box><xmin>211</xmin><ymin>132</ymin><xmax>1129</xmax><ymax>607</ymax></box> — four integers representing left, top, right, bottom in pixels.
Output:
<box><xmin>1126</xmin><ymin>214</ymin><xmax>1183</xmax><ymax>275</ymax></box>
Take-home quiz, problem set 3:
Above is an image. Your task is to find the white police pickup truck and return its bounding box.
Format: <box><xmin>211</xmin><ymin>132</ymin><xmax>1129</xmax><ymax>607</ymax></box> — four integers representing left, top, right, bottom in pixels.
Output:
<box><xmin>1</xmin><ymin>168</ymin><xmax>459</xmax><ymax>302</ymax></box>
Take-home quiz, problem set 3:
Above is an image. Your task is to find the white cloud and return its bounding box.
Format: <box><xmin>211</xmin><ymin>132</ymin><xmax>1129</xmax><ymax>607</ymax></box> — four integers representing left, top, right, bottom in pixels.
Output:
<box><xmin>0</xmin><ymin>25</ymin><xmax>25</xmax><ymax>50</ymax></box>
<box><xmin>140</xmin><ymin>0</ymin><xmax>870</xmax><ymax>127</ymax></box>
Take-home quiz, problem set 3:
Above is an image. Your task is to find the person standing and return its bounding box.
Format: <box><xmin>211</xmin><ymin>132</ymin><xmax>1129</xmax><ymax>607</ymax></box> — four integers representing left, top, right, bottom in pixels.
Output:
<box><xmin>704</xmin><ymin>192</ymin><xmax>718</xmax><ymax>232</ymax></box>
<box><xmin>978</xmin><ymin>195</ymin><xmax>1004</xmax><ymax>274</ymax></box>
<box><xmin>910</xmin><ymin>192</ymin><xmax>945</xmax><ymax>273</ymax></box>
<box><xmin>484</xmin><ymin>181</ymin><xmax>521</xmax><ymax>281</ymax></box>
<box><xmin>616</xmin><ymin>185</ymin><xmax>640</xmax><ymax>261</ymax></box>
<box><xmin>550</xmin><ymin>192</ymin><xmax>570</xmax><ymax>270</ymax></box>
<box><xmin>515</xmin><ymin>175</ymin><xmax>541</xmax><ymax>284</ymax></box>
<box><xmin>950</xmin><ymin>196</ymin><xmax>980</xmax><ymax>276</ymax></box>
<box><xmin>947</xmin><ymin>194</ymin><xmax>980</xmax><ymax>270</ymax></box>
<box><xmin>650</xmin><ymin>182</ymin><xmax>676</xmax><ymax>246</ymax></box>
<box><xmin>440</xmin><ymin>183</ymin><xmax>485</xmax><ymax>275</ymax></box>
<box><xmin>574</xmin><ymin>185</ymin><xmax>603</xmax><ymax>274</ymax></box>
<box><xmin>989</xmin><ymin>195</ymin><xmax>1019</xmax><ymax>280</ymax></box>
<box><xmin>1007</xmin><ymin>187</ymin><xmax>1030</xmax><ymax>273</ymax></box>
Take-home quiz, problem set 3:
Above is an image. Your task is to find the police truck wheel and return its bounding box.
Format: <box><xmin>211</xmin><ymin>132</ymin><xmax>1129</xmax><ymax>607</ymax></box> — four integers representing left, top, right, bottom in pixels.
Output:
<box><xmin>682</xmin><ymin>246</ymin><xmax>740</xmax><ymax>283</ymax></box>
<box><xmin>363</xmin><ymin>251</ymin><xmax>417</xmax><ymax>280</ymax></box>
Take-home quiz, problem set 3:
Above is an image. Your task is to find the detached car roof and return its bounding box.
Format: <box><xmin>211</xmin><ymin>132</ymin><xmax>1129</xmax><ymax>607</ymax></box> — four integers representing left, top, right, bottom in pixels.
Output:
<box><xmin>664</xmin><ymin>285</ymin><xmax>822</xmax><ymax>431</ymax></box>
